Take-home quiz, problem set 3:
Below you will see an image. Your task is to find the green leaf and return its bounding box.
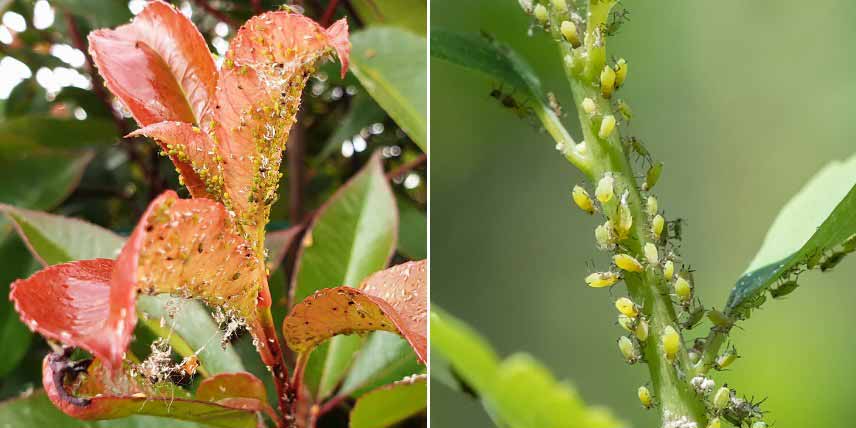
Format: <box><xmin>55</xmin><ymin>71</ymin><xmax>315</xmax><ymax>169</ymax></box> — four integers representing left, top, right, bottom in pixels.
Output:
<box><xmin>291</xmin><ymin>153</ymin><xmax>397</xmax><ymax>398</ymax></box>
<box><xmin>0</xmin><ymin>236</ymin><xmax>35</xmax><ymax>377</ymax></box>
<box><xmin>54</xmin><ymin>0</ymin><xmax>132</xmax><ymax>28</ymax></box>
<box><xmin>317</xmin><ymin>92</ymin><xmax>387</xmax><ymax>163</ymax></box>
<box><xmin>350</xmin><ymin>28</ymin><xmax>427</xmax><ymax>151</ymax></box>
<box><xmin>397</xmin><ymin>198</ymin><xmax>426</xmax><ymax>259</ymax></box>
<box><xmin>338</xmin><ymin>331</ymin><xmax>422</xmax><ymax>398</ymax></box>
<box><xmin>726</xmin><ymin>153</ymin><xmax>856</xmax><ymax>317</ymax></box>
<box><xmin>349</xmin><ymin>375</ymin><xmax>426</xmax><ymax>428</ymax></box>
<box><xmin>1</xmin><ymin>206</ymin><xmax>244</xmax><ymax>376</ymax></box>
<box><xmin>349</xmin><ymin>0</ymin><xmax>426</xmax><ymax>35</ymax></box>
<box><xmin>0</xmin><ymin>151</ymin><xmax>92</xmax><ymax>209</ymax></box>
<box><xmin>5</xmin><ymin>79</ymin><xmax>49</xmax><ymax>118</ymax></box>
<box><xmin>431</xmin><ymin>308</ymin><xmax>624</xmax><ymax>428</ymax></box>
<box><xmin>0</xmin><ymin>116</ymin><xmax>117</xmax><ymax>152</ymax></box>
<box><xmin>0</xmin><ymin>391</ymin><xmax>202</xmax><ymax>427</ymax></box>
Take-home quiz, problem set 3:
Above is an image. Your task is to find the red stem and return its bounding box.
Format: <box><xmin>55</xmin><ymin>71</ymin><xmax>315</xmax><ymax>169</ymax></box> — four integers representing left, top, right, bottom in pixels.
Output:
<box><xmin>320</xmin><ymin>0</ymin><xmax>340</xmax><ymax>26</ymax></box>
<box><xmin>385</xmin><ymin>153</ymin><xmax>427</xmax><ymax>180</ymax></box>
<box><xmin>191</xmin><ymin>0</ymin><xmax>239</xmax><ymax>27</ymax></box>
<box><xmin>251</xmin><ymin>306</ymin><xmax>292</xmax><ymax>427</ymax></box>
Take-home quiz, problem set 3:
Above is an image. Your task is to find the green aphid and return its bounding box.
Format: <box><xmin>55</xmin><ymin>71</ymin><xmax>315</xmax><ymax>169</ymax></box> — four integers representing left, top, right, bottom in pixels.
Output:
<box><xmin>770</xmin><ymin>280</ymin><xmax>799</xmax><ymax>299</ymax></box>
<box><xmin>806</xmin><ymin>249</ymin><xmax>824</xmax><ymax>269</ymax></box>
<box><xmin>681</xmin><ymin>305</ymin><xmax>705</xmax><ymax>330</ymax></box>
<box><xmin>624</xmin><ymin>136</ymin><xmax>650</xmax><ymax>162</ymax></box>
<box><xmin>842</xmin><ymin>233</ymin><xmax>856</xmax><ymax>253</ymax></box>
<box><xmin>617</xmin><ymin>99</ymin><xmax>633</xmax><ymax>122</ymax></box>
<box><xmin>642</xmin><ymin>162</ymin><xmax>663</xmax><ymax>191</ymax></box>
<box><xmin>820</xmin><ymin>251</ymin><xmax>846</xmax><ymax>272</ymax></box>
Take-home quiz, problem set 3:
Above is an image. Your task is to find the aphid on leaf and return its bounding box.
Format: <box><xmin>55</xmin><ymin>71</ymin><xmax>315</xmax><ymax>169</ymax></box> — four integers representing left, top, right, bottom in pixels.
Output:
<box><xmin>769</xmin><ymin>279</ymin><xmax>799</xmax><ymax>299</ymax></box>
<box><xmin>708</xmin><ymin>309</ymin><xmax>734</xmax><ymax>330</ymax></box>
<box><xmin>603</xmin><ymin>7</ymin><xmax>631</xmax><ymax>36</ymax></box>
<box><xmin>642</xmin><ymin>161</ymin><xmax>663</xmax><ymax>191</ymax></box>
<box><xmin>713</xmin><ymin>386</ymin><xmax>731</xmax><ymax>410</ymax></box>
<box><xmin>599</xmin><ymin>114</ymin><xmax>616</xmax><ymax>139</ymax></box>
<box><xmin>489</xmin><ymin>87</ymin><xmax>534</xmax><ymax>119</ymax></box>
<box><xmin>638</xmin><ymin>385</ymin><xmax>653</xmax><ymax>409</ymax></box>
<box><xmin>820</xmin><ymin>250</ymin><xmax>846</xmax><ymax>272</ymax></box>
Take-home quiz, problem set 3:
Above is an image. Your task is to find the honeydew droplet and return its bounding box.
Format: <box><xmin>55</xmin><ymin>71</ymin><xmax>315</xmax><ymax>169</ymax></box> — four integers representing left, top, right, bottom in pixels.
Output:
<box><xmin>599</xmin><ymin>115</ymin><xmax>616</xmax><ymax>139</ymax></box>
<box><xmin>646</xmin><ymin>196</ymin><xmax>658</xmax><ymax>217</ymax></box>
<box><xmin>585</xmin><ymin>271</ymin><xmax>619</xmax><ymax>288</ymax></box>
<box><xmin>615</xmin><ymin>297</ymin><xmax>638</xmax><ymax>318</ymax></box>
<box><xmin>618</xmin><ymin>336</ymin><xmax>638</xmax><ymax>363</ymax></box>
<box><xmin>638</xmin><ymin>385</ymin><xmax>652</xmax><ymax>409</ymax></box>
<box><xmin>634</xmin><ymin>318</ymin><xmax>649</xmax><ymax>342</ymax></box>
<box><xmin>707</xmin><ymin>417</ymin><xmax>722</xmax><ymax>428</ymax></box>
<box><xmin>644</xmin><ymin>243</ymin><xmax>658</xmax><ymax>265</ymax></box>
<box><xmin>674</xmin><ymin>276</ymin><xmax>692</xmax><ymax>302</ymax></box>
<box><xmin>662</xmin><ymin>325</ymin><xmax>680</xmax><ymax>362</ymax></box>
<box><xmin>600</xmin><ymin>65</ymin><xmax>616</xmax><ymax>98</ymax></box>
<box><xmin>712</xmin><ymin>387</ymin><xmax>730</xmax><ymax>410</ymax></box>
<box><xmin>614</xmin><ymin>58</ymin><xmax>628</xmax><ymax>87</ymax></box>
<box><xmin>613</xmin><ymin>254</ymin><xmax>643</xmax><ymax>273</ymax></box>
<box><xmin>582</xmin><ymin>97</ymin><xmax>597</xmax><ymax>114</ymax></box>
<box><xmin>572</xmin><ymin>185</ymin><xmax>595</xmax><ymax>214</ymax></box>
<box><xmin>663</xmin><ymin>260</ymin><xmax>675</xmax><ymax>279</ymax></box>
<box><xmin>652</xmin><ymin>214</ymin><xmax>665</xmax><ymax>239</ymax></box>
<box><xmin>560</xmin><ymin>21</ymin><xmax>580</xmax><ymax>47</ymax></box>
<box><xmin>595</xmin><ymin>174</ymin><xmax>614</xmax><ymax>203</ymax></box>
<box><xmin>533</xmin><ymin>4</ymin><xmax>548</xmax><ymax>23</ymax></box>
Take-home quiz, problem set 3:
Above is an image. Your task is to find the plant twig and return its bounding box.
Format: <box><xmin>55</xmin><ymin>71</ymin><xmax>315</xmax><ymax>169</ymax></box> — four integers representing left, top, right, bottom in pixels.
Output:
<box><xmin>191</xmin><ymin>0</ymin><xmax>238</xmax><ymax>27</ymax></box>
<box><xmin>320</xmin><ymin>0</ymin><xmax>340</xmax><ymax>26</ymax></box>
<box><xmin>385</xmin><ymin>153</ymin><xmax>427</xmax><ymax>180</ymax></box>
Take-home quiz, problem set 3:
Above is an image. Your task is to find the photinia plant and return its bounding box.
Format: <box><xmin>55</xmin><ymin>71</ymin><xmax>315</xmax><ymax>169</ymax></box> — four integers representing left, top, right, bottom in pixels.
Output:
<box><xmin>5</xmin><ymin>2</ymin><xmax>426</xmax><ymax>427</ymax></box>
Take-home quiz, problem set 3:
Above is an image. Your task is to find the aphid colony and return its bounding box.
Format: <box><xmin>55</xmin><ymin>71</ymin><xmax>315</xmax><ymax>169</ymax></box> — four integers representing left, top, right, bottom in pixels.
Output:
<box><xmin>520</xmin><ymin>1</ymin><xmax>772</xmax><ymax>426</ymax></box>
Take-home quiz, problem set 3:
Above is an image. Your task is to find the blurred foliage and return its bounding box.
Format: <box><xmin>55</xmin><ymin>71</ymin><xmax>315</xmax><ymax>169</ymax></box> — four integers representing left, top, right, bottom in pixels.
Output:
<box><xmin>0</xmin><ymin>1</ymin><xmax>425</xmax><ymax>427</ymax></box>
<box><xmin>431</xmin><ymin>1</ymin><xmax>856</xmax><ymax>427</ymax></box>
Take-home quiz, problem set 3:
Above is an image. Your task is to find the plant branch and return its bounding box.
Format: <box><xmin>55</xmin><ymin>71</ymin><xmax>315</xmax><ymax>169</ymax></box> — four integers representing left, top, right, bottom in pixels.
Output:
<box><xmin>320</xmin><ymin>0</ymin><xmax>340</xmax><ymax>26</ymax></box>
<box><xmin>385</xmin><ymin>153</ymin><xmax>426</xmax><ymax>180</ymax></box>
<box><xmin>251</xmin><ymin>305</ymin><xmax>291</xmax><ymax>427</ymax></box>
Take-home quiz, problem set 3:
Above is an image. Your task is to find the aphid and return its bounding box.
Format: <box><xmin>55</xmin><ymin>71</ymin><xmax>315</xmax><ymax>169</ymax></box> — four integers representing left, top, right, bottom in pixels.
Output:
<box><xmin>614</xmin><ymin>58</ymin><xmax>628</xmax><ymax>88</ymax></box>
<box><xmin>820</xmin><ymin>251</ymin><xmax>846</xmax><ymax>272</ymax></box>
<box><xmin>769</xmin><ymin>279</ymin><xmax>799</xmax><ymax>299</ymax></box>
<box><xmin>715</xmin><ymin>346</ymin><xmax>739</xmax><ymax>370</ymax></box>
<box><xmin>582</xmin><ymin>97</ymin><xmax>597</xmax><ymax>115</ymax></box>
<box><xmin>618</xmin><ymin>336</ymin><xmax>640</xmax><ymax>363</ymax></box>
<box><xmin>572</xmin><ymin>185</ymin><xmax>596</xmax><ymax>214</ymax></box>
<box><xmin>806</xmin><ymin>249</ymin><xmax>824</xmax><ymax>269</ymax></box>
<box><xmin>560</xmin><ymin>20</ymin><xmax>580</xmax><ymax>47</ymax></box>
<box><xmin>586</xmin><ymin>271</ymin><xmax>620</xmax><ymax>288</ymax></box>
<box><xmin>722</xmin><ymin>395</ymin><xmax>765</xmax><ymax>427</ymax></box>
<box><xmin>638</xmin><ymin>385</ymin><xmax>653</xmax><ymax>409</ymax></box>
<box><xmin>489</xmin><ymin>88</ymin><xmax>533</xmax><ymax>119</ymax></box>
<box><xmin>624</xmin><ymin>136</ymin><xmax>650</xmax><ymax>162</ymax></box>
<box><xmin>681</xmin><ymin>305</ymin><xmax>705</xmax><ymax>330</ymax></box>
<box><xmin>518</xmin><ymin>0</ymin><xmax>534</xmax><ymax>14</ymax></box>
<box><xmin>646</xmin><ymin>195</ymin><xmax>658</xmax><ymax>217</ymax></box>
<box><xmin>634</xmin><ymin>318</ymin><xmax>649</xmax><ymax>342</ymax></box>
<box><xmin>551</xmin><ymin>0</ymin><xmax>568</xmax><ymax>13</ymax></box>
<box><xmin>712</xmin><ymin>386</ymin><xmax>731</xmax><ymax>410</ymax></box>
<box><xmin>674</xmin><ymin>276</ymin><xmax>692</xmax><ymax>303</ymax></box>
<box><xmin>614</xmin><ymin>254</ymin><xmax>644</xmax><ymax>273</ymax></box>
<box><xmin>616</xmin><ymin>99</ymin><xmax>634</xmax><ymax>122</ymax></box>
<box><xmin>603</xmin><ymin>7</ymin><xmax>631</xmax><ymax>36</ymax></box>
<box><xmin>533</xmin><ymin>4</ymin><xmax>548</xmax><ymax>23</ymax></box>
<box><xmin>600</xmin><ymin>65</ymin><xmax>616</xmax><ymax>98</ymax></box>
<box><xmin>652</xmin><ymin>215</ymin><xmax>665</xmax><ymax>240</ymax></box>
<box><xmin>595</xmin><ymin>174</ymin><xmax>615</xmax><ymax>203</ymax></box>
<box><xmin>663</xmin><ymin>259</ymin><xmax>675</xmax><ymax>280</ymax></box>
<box><xmin>547</xmin><ymin>92</ymin><xmax>563</xmax><ymax>117</ymax></box>
<box><xmin>595</xmin><ymin>222</ymin><xmax>613</xmax><ymax>249</ymax></box>
<box><xmin>642</xmin><ymin>162</ymin><xmax>663</xmax><ymax>191</ymax></box>
<box><xmin>617</xmin><ymin>195</ymin><xmax>633</xmax><ymax>238</ymax></box>
<box><xmin>707</xmin><ymin>309</ymin><xmax>734</xmax><ymax>330</ymax></box>
<box><xmin>599</xmin><ymin>115</ymin><xmax>616</xmax><ymax>138</ymax></box>
<box><xmin>644</xmin><ymin>243</ymin><xmax>659</xmax><ymax>265</ymax></box>
<box><xmin>618</xmin><ymin>314</ymin><xmax>636</xmax><ymax>332</ymax></box>
<box><xmin>662</xmin><ymin>325</ymin><xmax>681</xmax><ymax>362</ymax></box>
<box><xmin>615</xmin><ymin>297</ymin><xmax>639</xmax><ymax>318</ymax></box>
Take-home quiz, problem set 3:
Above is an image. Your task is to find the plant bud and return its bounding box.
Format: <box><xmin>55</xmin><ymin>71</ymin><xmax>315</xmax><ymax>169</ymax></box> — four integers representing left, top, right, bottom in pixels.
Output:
<box><xmin>615</xmin><ymin>297</ymin><xmax>639</xmax><ymax>318</ymax></box>
<box><xmin>595</xmin><ymin>222</ymin><xmax>612</xmax><ymax>249</ymax></box>
<box><xmin>572</xmin><ymin>185</ymin><xmax>595</xmax><ymax>214</ymax></box>
<box><xmin>662</xmin><ymin>325</ymin><xmax>680</xmax><ymax>362</ymax></box>
<box><xmin>663</xmin><ymin>259</ymin><xmax>674</xmax><ymax>279</ymax></box>
<box><xmin>712</xmin><ymin>387</ymin><xmax>730</xmax><ymax>410</ymax></box>
<box><xmin>600</xmin><ymin>65</ymin><xmax>616</xmax><ymax>98</ymax></box>
<box><xmin>707</xmin><ymin>417</ymin><xmax>721</xmax><ymax>428</ymax></box>
<box><xmin>644</xmin><ymin>243</ymin><xmax>658</xmax><ymax>265</ymax></box>
<box><xmin>560</xmin><ymin>21</ymin><xmax>580</xmax><ymax>47</ymax></box>
<box><xmin>715</xmin><ymin>348</ymin><xmax>739</xmax><ymax>370</ymax></box>
<box><xmin>618</xmin><ymin>336</ymin><xmax>639</xmax><ymax>363</ymax></box>
<box><xmin>599</xmin><ymin>114</ymin><xmax>616</xmax><ymax>139</ymax></box>
<box><xmin>652</xmin><ymin>214</ymin><xmax>665</xmax><ymax>240</ymax></box>
<box><xmin>585</xmin><ymin>271</ymin><xmax>619</xmax><ymax>288</ymax></box>
<box><xmin>674</xmin><ymin>276</ymin><xmax>692</xmax><ymax>302</ymax></box>
<box><xmin>618</xmin><ymin>314</ymin><xmax>635</xmax><ymax>332</ymax></box>
<box><xmin>582</xmin><ymin>97</ymin><xmax>597</xmax><ymax>114</ymax></box>
<box><xmin>595</xmin><ymin>174</ymin><xmax>614</xmax><ymax>203</ymax></box>
<box><xmin>614</xmin><ymin>254</ymin><xmax>643</xmax><ymax>273</ymax></box>
<box><xmin>637</xmin><ymin>386</ymin><xmax>652</xmax><ymax>409</ymax></box>
<box><xmin>533</xmin><ymin>4</ymin><xmax>548</xmax><ymax>23</ymax></box>
<box><xmin>614</xmin><ymin>58</ymin><xmax>628</xmax><ymax>87</ymax></box>
<box><xmin>634</xmin><ymin>318</ymin><xmax>649</xmax><ymax>342</ymax></box>
<box><xmin>646</xmin><ymin>196</ymin><xmax>658</xmax><ymax>217</ymax></box>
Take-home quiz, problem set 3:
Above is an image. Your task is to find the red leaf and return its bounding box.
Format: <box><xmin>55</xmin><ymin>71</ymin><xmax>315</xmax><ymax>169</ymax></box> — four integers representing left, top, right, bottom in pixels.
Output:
<box><xmin>9</xmin><ymin>259</ymin><xmax>132</xmax><ymax>371</ymax></box>
<box><xmin>196</xmin><ymin>372</ymin><xmax>267</xmax><ymax>403</ymax></box>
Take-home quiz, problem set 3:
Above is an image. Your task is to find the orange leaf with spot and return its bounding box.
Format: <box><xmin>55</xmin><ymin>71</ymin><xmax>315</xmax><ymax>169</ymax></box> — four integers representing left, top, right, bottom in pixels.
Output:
<box><xmin>282</xmin><ymin>260</ymin><xmax>427</xmax><ymax>363</ymax></box>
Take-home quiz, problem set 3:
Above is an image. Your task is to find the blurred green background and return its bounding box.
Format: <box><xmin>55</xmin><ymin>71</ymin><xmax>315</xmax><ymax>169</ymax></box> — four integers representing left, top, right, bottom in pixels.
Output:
<box><xmin>430</xmin><ymin>1</ymin><xmax>856</xmax><ymax>427</ymax></box>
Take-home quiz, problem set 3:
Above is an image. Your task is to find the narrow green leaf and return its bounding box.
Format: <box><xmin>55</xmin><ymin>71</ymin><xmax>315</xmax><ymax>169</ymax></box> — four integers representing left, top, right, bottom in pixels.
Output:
<box><xmin>291</xmin><ymin>153</ymin><xmax>398</xmax><ymax>398</ymax></box>
<box><xmin>431</xmin><ymin>308</ymin><xmax>624</xmax><ymax>428</ymax></box>
<box><xmin>726</xmin><ymin>154</ymin><xmax>856</xmax><ymax>317</ymax></box>
<box><xmin>0</xmin><ymin>236</ymin><xmax>35</xmax><ymax>377</ymax></box>
<box><xmin>349</xmin><ymin>0</ymin><xmax>426</xmax><ymax>35</ymax></box>
<box><xmin>0</xmin><ymin>116</ymin><xmax>117</xmax><ymax>152</ymax></box>
<box><xmin>397</xmin><ymin>198</ymin><xmax>426</xmax><ymax>259</ymax></box>
<box><xmin>350</xmin><ymin>28</ymin><xmax>427</xmax><ymax>151</ymax></box>
<box><xmin>349</xmin><ymin>375</ymin><xmax>426</xmax><ymax>428</ymax></box>
<box><xmin>339</xmin><ymin>331</ymin><xmax>422</xmax><ymax>398</ymax></box>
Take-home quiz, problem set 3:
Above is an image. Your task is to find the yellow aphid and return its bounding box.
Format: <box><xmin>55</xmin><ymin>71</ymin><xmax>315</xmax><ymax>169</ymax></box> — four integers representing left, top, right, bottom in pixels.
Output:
<box><xmin>585</xmin><ymin>271</ymin><xmax>619</xmax><ymax>288</ymax></box>
<box><xmin>707</xmin><ymin>417</ymin><xmax>722</xmax><ymax>428</ymax></box>
<box><xmin>595</xmin><ymin>175</ymin><xmax>615</xmax><ymax>203</ymax></box>
<box><xmin>634</xmin><ymin>318</ymin><xmax>649</xmax><ymax>342</ymax></box>
<box><xmin>674</xmin><ymin>276</ymin><xmax>692</xmax><ymax>302</ymax></box>
<box><xmin>572</xmin><ymin>185</ymin><xmax>595</xmax><ymax>214</ymax></box>
<box><xmin>614</xmin><ymin>254</ymin><xmax>643</xmax><ymax>273</ymax></box>
<box><xmin>599</xmin><ymin>115</ymin><xmax>616</xmax><ymax>139</ymax></box>
<box><xmin>646</xmin><ymin>196</ymin><xmax>658</xmax><ymax>217</ymax></box>
<box><xmin>663</xmin><ymin>260</ymin><xmax>675</xmax><ymax>279</ymax></box>
<box><xmin>614</xmin><ymin>58</ymin><xmax>628</xmax><ymax>87</ymax></box>
<box><xmin>662</xmin><ymin>325</ymin><xmax>680</xmax><ymax>362</ymax></box>
<box><xmin>715</xmin><ymin>348</ymin><xmax>739</xmax><ymax>370</ymax></box>
<box><xmin>615</xmin><ymin>297</ymin><xmax>639</xmax><ymax>318</ymax></box>
<box><xmin>644</xmin><ymin>243</ymin><xmax>658</xmax><ymax>265</ymax></box>
<box><xmin>712</xmin><ymin>387</ymin><xmax>730</xmax><ymax>410</ymax></box>
<box><xmin>618</xmin><ymin>314</ymin><xmax>635</xmax><ymax>332</ymax></box>
<box><xmin>600</xmin><ymin>65</ymin><xmax>616</xmax><ymax>98</ymax></box>
<box><xmin>652</xmin><ymin>214</ymin><xmax>665</xmax><ymax>239</ymax></box>
<box><xmin>533</xmin><ymin>4</ymin><xmax>548</xmax><ymax>23</ymax></box>
<box><xmin>617</xmin><ymin>200</ymin><xmax>633</xmax><ymax>238</ymax></box>
<box><xmin>560</xmin><ymin>21</ymin><xmax>580</xmax><ymax>47</ymax></box>
<box><xmin>638</xmin><ymin>385</ymin><xmax>653</xmax><ymax>409</ymax></box>
<box><xmin>594</xmin><ymin>222</ymin><xmax>612</xmax><ymax>249</ymax></box>
<box><xmin>551</xmin><ymin>0</ymin><xmax>568</xmax><ymax>12</ymax></box>
<box><xmin>582</xmin><ymin>97</ymin><xmax>597</xmax><ymax>114</ymax></box>
<box><xmin>618</xmin><ymin>336</ymin><xmax>639</xmax><ymax>363</ymax></box>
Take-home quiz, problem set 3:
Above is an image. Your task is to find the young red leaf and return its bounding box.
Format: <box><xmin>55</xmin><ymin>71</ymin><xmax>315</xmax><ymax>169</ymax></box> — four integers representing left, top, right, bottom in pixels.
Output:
<box><xmin>196</xmin><ymin>372</ymin><xmax>267</xmax><ymax>403</ymax></box>
<box><xmin>9</xmin><ymin>259</ymin><xmax>132</xmax><ymax>370</ymax></box>
<box><xmin>283</xmin><ymin>260</ymin><xmax>427</xmax><ymax>363</ymax></box>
